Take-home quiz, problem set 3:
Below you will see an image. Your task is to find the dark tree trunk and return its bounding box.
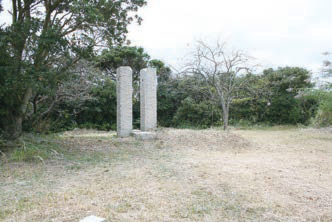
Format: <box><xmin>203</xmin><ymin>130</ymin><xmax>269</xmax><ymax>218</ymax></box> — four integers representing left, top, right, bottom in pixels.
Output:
<box><xmin>1</xmin><ymin>88</ymin><xmax>32</xmax><ymax>140</ymax></box>
<box><xmin>2</xmin><ymin>115</ymin><xmax>23</xmax><ymax>140</ymax></box>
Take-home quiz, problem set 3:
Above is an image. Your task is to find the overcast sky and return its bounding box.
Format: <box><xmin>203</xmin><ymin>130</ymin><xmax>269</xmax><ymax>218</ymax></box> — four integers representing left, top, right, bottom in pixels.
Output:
<box><xmin>1</xmin><ymin>0</ymin><xmax>332</xmax><ymax>74</ymax></box>
<box><xmin>128</xmin><ymin>0</ymin><xmax>332</xmax><ymax>73</ymax></box>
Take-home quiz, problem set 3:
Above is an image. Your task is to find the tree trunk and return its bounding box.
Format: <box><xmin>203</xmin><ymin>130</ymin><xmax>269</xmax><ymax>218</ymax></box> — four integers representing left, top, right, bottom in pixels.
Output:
<box><xmin>219</xmin><ymin>101</ymin><xmax>229</xmax><ymax>131</ymax></box>
<box><xmin>223</xmin><ymin>109</ymin><xmax>229</xmax><ymax>130</ymax></box>
<box><xmin>3</xmin><ymin>115</ymin><xmax>23</xmax><ymax>140</ymax></box>
<box><xmin>1</xmin><ymin>87</ymin><xmax>32</xmax><ymax>140</ymax></box>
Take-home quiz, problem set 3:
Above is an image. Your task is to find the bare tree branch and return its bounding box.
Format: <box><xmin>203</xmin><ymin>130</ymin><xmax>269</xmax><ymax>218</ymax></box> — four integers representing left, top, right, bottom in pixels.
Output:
<box><xmin>182</xmin><ymin>39</ymin><xmax>257</xmax><ymax>130</ymax></box>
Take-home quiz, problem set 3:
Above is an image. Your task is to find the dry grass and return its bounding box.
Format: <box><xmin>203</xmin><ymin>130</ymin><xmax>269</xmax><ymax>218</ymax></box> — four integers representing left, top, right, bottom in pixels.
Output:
<box><xmin>0</xmin><ymin>128</ymin><xmax>331</xmax><ymax>221</ymax></box>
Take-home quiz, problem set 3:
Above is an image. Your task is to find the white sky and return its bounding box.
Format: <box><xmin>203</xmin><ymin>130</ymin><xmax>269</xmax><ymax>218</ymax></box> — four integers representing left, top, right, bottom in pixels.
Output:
<box><xmin>127</xmin><ymin>0</ymin><xmax>332</xmax><ymax>73</ymax></box>
<box><xmin>1</xmin><ymin>0</ymin><xmax>332</xmax><ymax>74</ymax></box>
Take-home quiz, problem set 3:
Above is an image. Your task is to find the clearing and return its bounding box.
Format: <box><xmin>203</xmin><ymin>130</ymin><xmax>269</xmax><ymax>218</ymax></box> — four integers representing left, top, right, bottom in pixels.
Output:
<box><xmin>0</xmin><ymin>127</ymin><xmax>331</xmax><ymax>221</ymax></box>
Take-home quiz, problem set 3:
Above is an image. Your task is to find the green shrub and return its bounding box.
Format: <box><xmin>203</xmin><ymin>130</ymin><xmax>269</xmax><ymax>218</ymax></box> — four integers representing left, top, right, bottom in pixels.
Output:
<box><xmin>173</xmin><ymin>98</ymin><xmax>221</xmax><ymax>128</ymax></box>
<box><xmin>78</xmin><ymin>122</ymin><xmax>115</xmax><ymax>131</ymax></box>
<box><xmin>309</xmin><ymin>91</ymin><xmax>332</xmax><ymax>126</ymax></box>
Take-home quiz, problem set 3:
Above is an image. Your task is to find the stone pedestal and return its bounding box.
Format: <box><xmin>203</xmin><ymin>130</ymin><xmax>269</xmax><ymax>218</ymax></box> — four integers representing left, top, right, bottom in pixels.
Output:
<box><xmin>132</xmin><ymin>130</ymin><xmax>157</xmax><ymax>140</ymax></box>
<box><xmin>117</xmin><ymin>67</ymin><xmax>133</xmax><ymax>137</ymax></box>
<box><xmin>140</xmin><ymin>68</ymin><xmax>157</xmax><ymax>131</ymax></box>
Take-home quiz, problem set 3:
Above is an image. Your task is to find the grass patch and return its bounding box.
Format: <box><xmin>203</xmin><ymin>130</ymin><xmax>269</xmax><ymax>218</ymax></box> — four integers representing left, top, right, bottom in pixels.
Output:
<box><xmin>181</xmin><ymin>185</ymin><xmax>268</xmax><ymax>220</ymax></box>
<box><xmin>57</xmin><ymin>133</ymin><xmax>144</xmax><ymax>167</ymax></box>
<box><xmin>233</xmin><ymin>124</ymin><xmax>300</xmax><ymax>131</ymax></box>
<box><xmin>1</xmin><ymin>134</ymin><xmax>63</xmax><ymax>163</ymax></box>
<box><xmin>0</xmin><ymin>131</ymin><xmax>112</xmax><ymax>166</ymax></box>
<box><xmin>78</xmin><ymin>152</ymin><xmax>106</xmax><ymax>163</ymax></box>
<box><xmin>0</xmin><ymin>209</ymin><xmax>13</xmax><ymax>220</ymax></box>
<box><xmin>65</xmin><ymin>164</ymin><xmax>82</xmax><ymax>171</ymax></box>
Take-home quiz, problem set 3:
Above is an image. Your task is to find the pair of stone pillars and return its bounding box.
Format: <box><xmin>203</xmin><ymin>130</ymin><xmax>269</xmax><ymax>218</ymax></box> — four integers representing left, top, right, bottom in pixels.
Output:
<box><xmin>116</xmin><ymin>67</ymin><xmax>157</xmax><ymax>137</ymax></box>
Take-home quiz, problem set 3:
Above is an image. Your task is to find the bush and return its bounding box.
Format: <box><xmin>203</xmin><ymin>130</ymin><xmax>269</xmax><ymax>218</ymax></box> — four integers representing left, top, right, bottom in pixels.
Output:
<box><xmin>74</xmin><ymin>79</ymin><xmax>117</xmax><ymax>131</ymax></box>
<box><xmin>173</xmin><ymin>98</ymin><xmax>221</xmax><ymax>128</ymax></box>
<box><xmin>308</xmin><ymin>91</ymin><xmax>332</xmax><ymax>126</ymax></box>
<box><xmin>79</xmin><ymin>122</ymin><xmax>116</xmax><ymax>131</ymax></box>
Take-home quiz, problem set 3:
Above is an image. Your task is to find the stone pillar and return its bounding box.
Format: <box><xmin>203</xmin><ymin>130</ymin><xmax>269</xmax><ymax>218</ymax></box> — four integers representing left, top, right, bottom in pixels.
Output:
<box><xmin>140</xmin><ymin>68</ymin><xmax>157</xmax><ymax>131</ymax></box>
<box><xmin>117</xmin><ymin>66</ymin><xmax>133</xmax><ymax>137</ymax></box>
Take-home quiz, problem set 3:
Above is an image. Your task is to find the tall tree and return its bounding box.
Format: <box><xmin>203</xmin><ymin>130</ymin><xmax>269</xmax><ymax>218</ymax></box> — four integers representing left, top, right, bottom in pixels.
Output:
<box><xmin>184</xmin><ymin>40</ymin><xmax>256</xmax><ymax>130</ymax></box>
<box><xmin>0</xmin><ymin>0</ymin><xmax>146</xmax><ymax>140</ymax></box>
<box><xmin>261</xmin><ymin>67</ymin><xmax>313</xmax><ymax>124</ymax></box>
<box><xmin>95</xmin><ymin>46</ymin><xmax>150</xmax><ymax>82</ymax></box>
<box><xmin>149</xmin><ymin>59</ymin><xmax>172</xmax><ymax>82</ymax></box>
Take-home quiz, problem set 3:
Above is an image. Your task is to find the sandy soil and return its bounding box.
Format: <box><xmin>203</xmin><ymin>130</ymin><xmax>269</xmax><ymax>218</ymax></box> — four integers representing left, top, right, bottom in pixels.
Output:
<box><xmin>0</xmin><ymin>127</ymin><xmax>331</xmax><ymax>221</ymax></box>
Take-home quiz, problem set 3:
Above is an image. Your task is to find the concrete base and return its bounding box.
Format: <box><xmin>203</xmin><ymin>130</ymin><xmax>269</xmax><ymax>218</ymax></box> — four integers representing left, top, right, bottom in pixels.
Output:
<box><xmin>132</xmin><ymin>130</ymin><xmax>157</xmax><ymax>140</ymax></box>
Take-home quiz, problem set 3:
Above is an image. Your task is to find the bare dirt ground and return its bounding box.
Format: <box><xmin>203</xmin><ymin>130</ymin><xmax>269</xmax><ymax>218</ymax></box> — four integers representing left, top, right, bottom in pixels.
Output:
<box><xmin>0</xmin><ymin>127</ymin><xmax>331</xmax><ymax>221</ymax></box>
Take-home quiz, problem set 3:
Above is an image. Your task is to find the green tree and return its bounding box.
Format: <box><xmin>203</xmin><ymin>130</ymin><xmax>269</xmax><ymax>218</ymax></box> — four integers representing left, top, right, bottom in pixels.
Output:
<box><xmin>230</xmin><ymin>67</ymin><xmax>315</xmax><ymax>125</ymax></box>
<box><xmin>149</xmin><ymin>59</ymin><xmax>172</xmax><ymax>82</ymax></box>
<box><xmin>0</xmin><ymin>0</ymin><xmax>146</xmax><ymax>140</ymax></box>
<box><xmin>155</xmin><ymin>72</ymin><xmax>221</xmax><ymax>128</ymax></box>
<box><xmin>262</xmin><ymin>67</ymin><xmax>313</xmax><ymax>124</ymax></box>
<box><xmin>301</xmin><ymin>53</ymin><xmax>332</xmax><ymax>127</ymax></box>
<box><xmin>173</xmin><ymin>97</ymin><xmax>221</xmax><ymax>128</ymax></box>
<box><xmin>75</xmin><ymin>79</ymin><xmax>117</xmax><ymax>131</ymax></box>
<box><xmin>229</xmin><ymin>73</ymin><xmax>272</xmax><ymax>124</ymax></box>
<box><xmin>95</xmin><ymin>46</ymin><xmax>151</xmax><ymax>82</ymax></box>
<box><xmin>25</xmin><ymin>60</ymin><xmax>103</xmax><ymax>133</ymax></box>
<box><xmin>94</xmin><ymin>46</ymin><xmax>151</xmax><ymax>128</ymax></box>
<box><xmin>147</xmin><ymin>60</ymin><xmax>184</xmax><ymax>127</ymax></box>
<box><xmin>95</xmin><ymin>49</ymin><xmax>176</xmax><ymax>128</ymax></box>
<box><xmin>308</xmin><ymin>91</ymin><xmax>332</xmax><ymax>126</ymax></box>
<box><xmin>156</xmin><ymin>76</ymin><xmax>186</xmax><ymax>127</ymax></box>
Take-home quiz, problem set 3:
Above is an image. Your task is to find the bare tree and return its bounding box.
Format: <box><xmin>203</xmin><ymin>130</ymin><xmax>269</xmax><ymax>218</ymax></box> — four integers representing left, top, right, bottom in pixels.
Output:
<box><xmin>184</xmin><ymin>40</ymin><xmax>256</xmax><ymax>130</ymax></box>
<box><xmin>320</xmin><ymin>52</ymin><xmax>332</xmax><ymax>89</ymax></box>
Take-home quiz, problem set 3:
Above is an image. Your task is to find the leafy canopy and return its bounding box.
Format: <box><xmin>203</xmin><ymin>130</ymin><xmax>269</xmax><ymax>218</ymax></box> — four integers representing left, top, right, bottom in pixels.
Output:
<box><xmin>0</xmin><ymin>0</ymin><xmax>146</xmax><ymax>139</ymax></box>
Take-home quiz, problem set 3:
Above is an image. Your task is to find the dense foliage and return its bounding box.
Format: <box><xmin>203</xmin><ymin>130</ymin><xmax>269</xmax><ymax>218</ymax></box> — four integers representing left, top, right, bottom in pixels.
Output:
<box><xmin>230</xmin><ymin>67</ymin><xmax>317</xmax><ymax>125</ymax></box>
<box><xmin>0</xmin><ymin>0</ymin><xmax>146</xmax><ymax>140</ymax></box>
<box><xmin>59</xmin><ymin>64</ymin><xmax>319</xmax><ymax>130</ymax></box>
<box><xmin>0</xmin><ymin>0</ymin><xmax>330</xmax><ymax>143</ymax></box>
<box><xmin>75</xmin><ymin>79</ymin><xmax>117</xmax><ymax>131</ymax></box>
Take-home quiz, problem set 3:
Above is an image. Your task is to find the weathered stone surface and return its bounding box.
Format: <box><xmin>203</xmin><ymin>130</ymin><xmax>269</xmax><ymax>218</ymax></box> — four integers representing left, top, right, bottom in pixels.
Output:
<box><xmin>140</xmin><ymin>68</ymin><xmax>157</xmax><ymax>131</ymax></box>
<box><xmin>132</xmin><ymin>130</ymin><xmax>157</xmax><ymax>140</ymax></box>
<box><xmin>79</xmin><ymin>215</ymin><xmax>106</xmax><ymax>222</ymax></box>
<box><xmin>117</xmin><ymin>66</ymin><xmax>133</xmax><ymax>137</ymax></box>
